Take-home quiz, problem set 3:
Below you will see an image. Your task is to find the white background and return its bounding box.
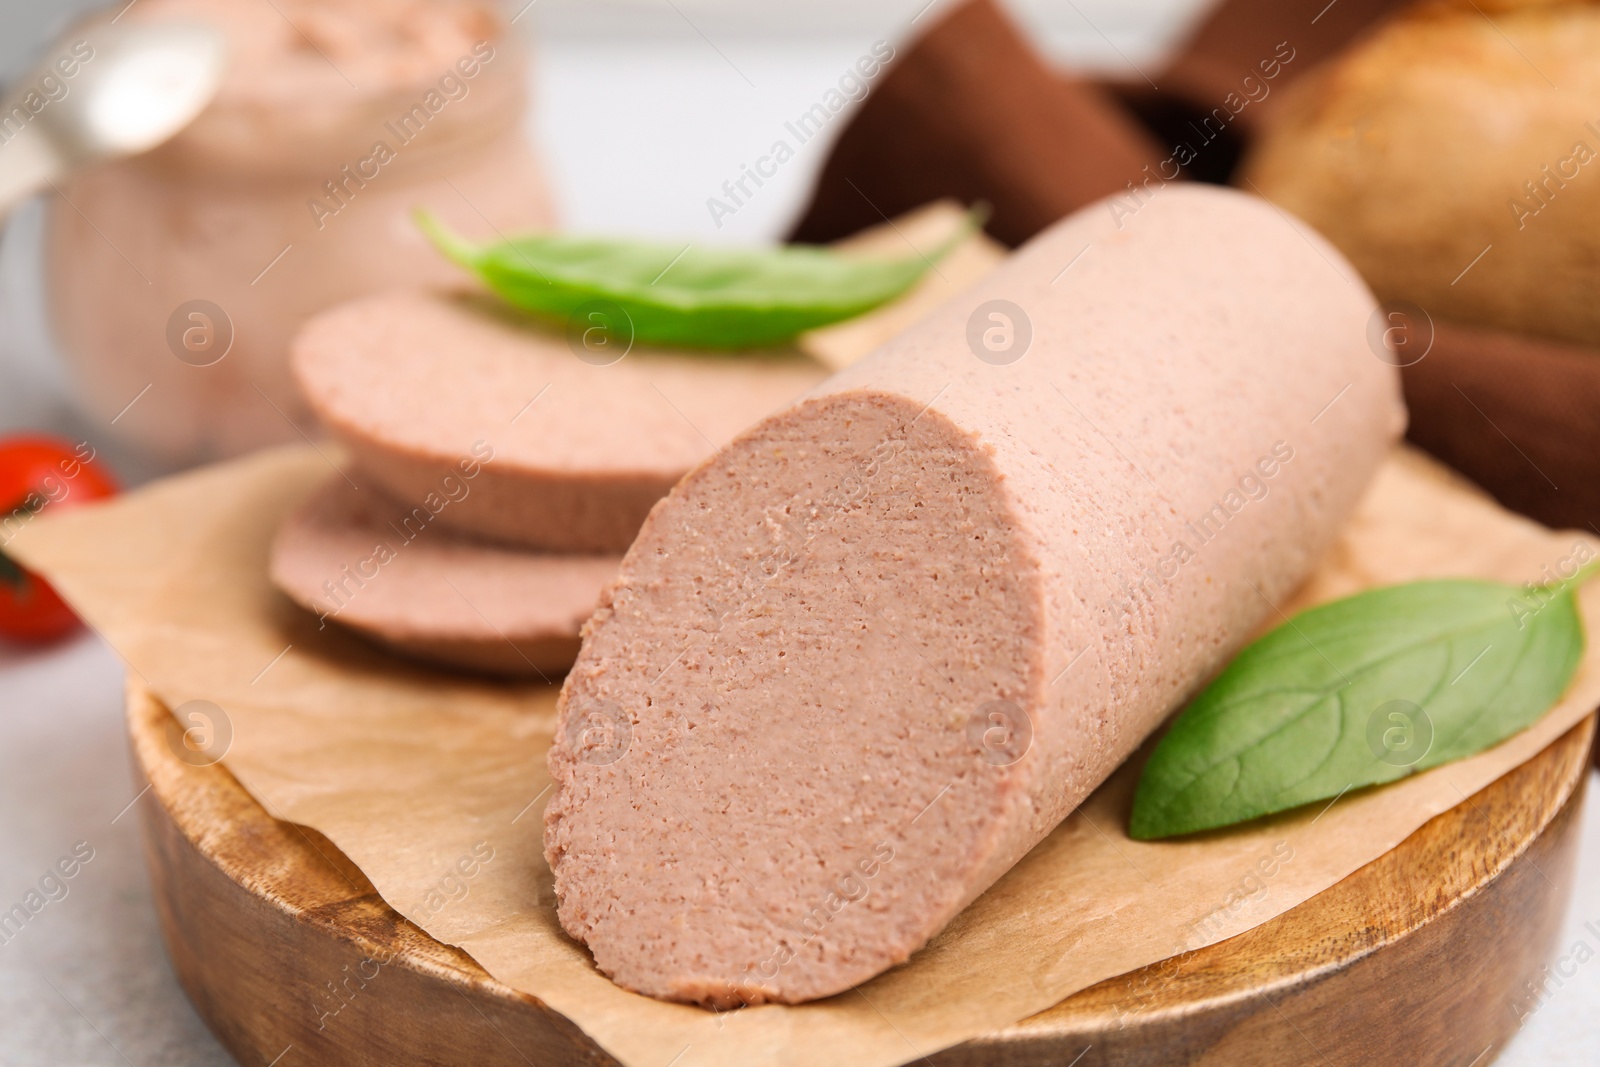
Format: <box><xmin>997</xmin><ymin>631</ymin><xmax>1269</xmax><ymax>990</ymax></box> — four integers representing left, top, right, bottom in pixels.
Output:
<box><xmin>0</xmin><ymin>1</ymin><xmax>1595</xmax><ymax>1063</ymax></box>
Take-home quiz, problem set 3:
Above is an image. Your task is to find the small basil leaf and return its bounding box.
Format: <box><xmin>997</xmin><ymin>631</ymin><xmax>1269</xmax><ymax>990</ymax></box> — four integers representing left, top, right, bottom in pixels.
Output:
<box><xmin>1129</xmin><ymin>574</ymin><xmax>1590</xmax><ymax>840</ymax></box>
<box><xmin>414</xmin><ymin>209</ymin><xmax>978</xmax><ymax>350</ymax></box>
<box><xmin>0</xmin><ymin>548</ymin><xmax>26</xmax><ymax>593</ymax></box>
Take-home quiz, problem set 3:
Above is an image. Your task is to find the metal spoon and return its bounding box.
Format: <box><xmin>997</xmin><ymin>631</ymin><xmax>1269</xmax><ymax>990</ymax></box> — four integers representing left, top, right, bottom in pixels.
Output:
<box><xmin>0</xmin><ymin>18</ymin><xmax>225</xmax><ymax>216</ymax></box>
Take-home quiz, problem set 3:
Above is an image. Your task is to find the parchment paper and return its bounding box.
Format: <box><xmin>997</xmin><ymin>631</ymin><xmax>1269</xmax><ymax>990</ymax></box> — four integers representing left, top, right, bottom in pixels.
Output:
<box><xmin>11</xmin><ymin>445</ymin><xmax>1600</xmax><ymax>1067</ymax></box>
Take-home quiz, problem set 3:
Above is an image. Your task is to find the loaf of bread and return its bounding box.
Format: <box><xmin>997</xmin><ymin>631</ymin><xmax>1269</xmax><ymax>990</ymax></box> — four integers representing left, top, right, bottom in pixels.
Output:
<box><xmin>1241</xmin><ymin>0</ymin><xmax>1600</xmax><ymax>346</ymax></box>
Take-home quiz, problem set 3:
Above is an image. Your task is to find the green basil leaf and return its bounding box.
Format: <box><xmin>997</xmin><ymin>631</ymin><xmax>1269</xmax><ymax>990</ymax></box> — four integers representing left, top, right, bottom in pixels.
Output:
<box><xmin>414</xmin><ymin>209</ymin><xmax>978</xmax><ymax>350</ymax></box>
<box><xmin>1128</xmin><ymin>573</ymin><xmax>1591</xmax><ymax>840</ymax></box>
<box><xmin>0</xmin><ymin>548</ymin><xmax>25</xmax><ymax>593</ymax></box>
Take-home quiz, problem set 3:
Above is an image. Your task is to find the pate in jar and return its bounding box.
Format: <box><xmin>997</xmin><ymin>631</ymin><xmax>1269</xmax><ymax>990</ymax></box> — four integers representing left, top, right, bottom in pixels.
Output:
<box><xmin>46</xmin><ymin>0</ymin><xmax>555</xmax><ymax>465</ymax></box>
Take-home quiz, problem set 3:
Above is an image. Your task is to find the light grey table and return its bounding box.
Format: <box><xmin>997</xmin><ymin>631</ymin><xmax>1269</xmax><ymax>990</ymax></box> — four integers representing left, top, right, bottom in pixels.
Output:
<box><xmin>0</xmin><ymin>2</ymin><xmax>1594</xmax><ymax>1063</ymax></box>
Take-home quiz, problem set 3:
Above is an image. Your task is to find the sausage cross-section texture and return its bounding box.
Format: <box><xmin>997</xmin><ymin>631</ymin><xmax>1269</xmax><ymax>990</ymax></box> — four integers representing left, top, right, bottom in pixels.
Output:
<box><xmin>544</xmin><ymin>186</ymin><xmax>1406</xmax><ymax>1006</ymax></box>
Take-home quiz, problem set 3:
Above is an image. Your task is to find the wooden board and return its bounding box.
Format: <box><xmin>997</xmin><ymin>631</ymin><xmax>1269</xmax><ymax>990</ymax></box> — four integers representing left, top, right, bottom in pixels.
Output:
<box><xmin>127</xmin><ymin>679</ymin><xmax>1593</xmax><ymax>1067</ymax></box>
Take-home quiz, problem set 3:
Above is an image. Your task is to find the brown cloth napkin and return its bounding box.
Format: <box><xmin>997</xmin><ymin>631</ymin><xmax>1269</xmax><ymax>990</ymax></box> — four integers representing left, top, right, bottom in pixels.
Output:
<box><xmin>787</xmin><ymin>0</ymin><xmax>1412</xmax><ymax>244</ymax></box>
<box><xmin>1105</xmin><ymin>0</ymin><xmax>1412</xmax><ymax>181</ymax></box>
<box><xmin>787</xmin><ymin>0</ymin><xmax>1164</xmax><ymax>247</ymax></box>
<box><xmin>1402</xmin><ymin>321</ymin><xmax>1600</xmax><ymax>537</ymax></box>
<box><xmin>1154</xmin><ymin>0</ymin><xmax>1410</xmax><ymax>137</ymax></box>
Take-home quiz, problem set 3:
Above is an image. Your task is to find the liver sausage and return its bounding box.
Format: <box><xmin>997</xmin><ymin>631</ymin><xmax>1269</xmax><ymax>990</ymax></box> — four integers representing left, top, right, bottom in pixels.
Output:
<box><xmin>544</xmin><ymin>186</ymin><xmax>1406</xmax><ymax>1005</ymax></box>
<box><xmin>292</xmin><ymin>293</ymin><xmax>830</xmax><ymax>553</ymax></box>
<box><xmin>271</xmin><ymin>477</ymin><xmax>618</xmax><ymax>676</ymax></box>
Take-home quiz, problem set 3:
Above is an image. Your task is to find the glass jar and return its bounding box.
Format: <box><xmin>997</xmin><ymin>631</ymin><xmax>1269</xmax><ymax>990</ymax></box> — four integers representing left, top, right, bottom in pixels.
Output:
<box><xmin>46</xmin><ymin>0</ymin><xmax>555</xmax><ymax>465</ymax></box>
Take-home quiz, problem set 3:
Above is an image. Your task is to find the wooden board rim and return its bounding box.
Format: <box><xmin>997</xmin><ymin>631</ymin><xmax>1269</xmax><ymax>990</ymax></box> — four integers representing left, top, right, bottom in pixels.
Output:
<box><xmin>126</xmin><ymin>679</ymin><xmax>1595</xmax><ymax>1065</ymax></box>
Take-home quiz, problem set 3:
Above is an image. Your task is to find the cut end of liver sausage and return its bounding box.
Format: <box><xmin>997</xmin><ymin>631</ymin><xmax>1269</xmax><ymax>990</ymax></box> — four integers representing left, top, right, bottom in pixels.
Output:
<box><xmin>545</xmin><ymin>186</ymin><xmax>1407</xmax><ymax>1006</ymax></box>
<box><xmin>290</xmin><ymin>291</ymin><xmax>830</xmax><ymax>553</ymax></box>
<box><xmin>271</xmin><ymin>476</ymin><xmax>619</xmax><ymax>676</ymax></box>
<box><xmin>548</xmin><ymin>390</ymin><xmax>1041</xmax><ymax>1005</ymax></box>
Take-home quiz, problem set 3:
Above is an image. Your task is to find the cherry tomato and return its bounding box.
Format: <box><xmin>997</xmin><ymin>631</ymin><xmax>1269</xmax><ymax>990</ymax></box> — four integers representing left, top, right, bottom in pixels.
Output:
<box><xmin>0</xmin><ymin>435</ymin><xmax>117</xmax><ymax>643</ymax></box>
